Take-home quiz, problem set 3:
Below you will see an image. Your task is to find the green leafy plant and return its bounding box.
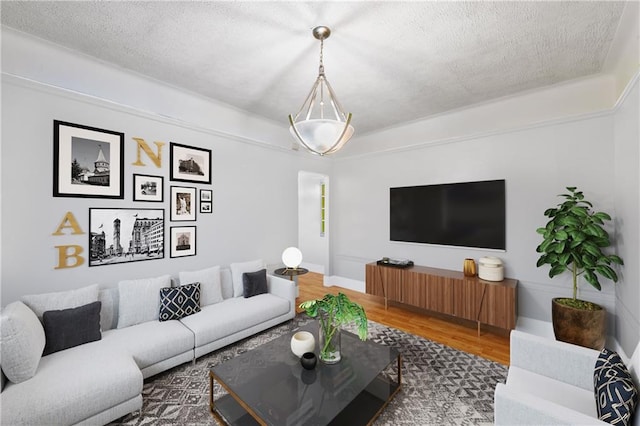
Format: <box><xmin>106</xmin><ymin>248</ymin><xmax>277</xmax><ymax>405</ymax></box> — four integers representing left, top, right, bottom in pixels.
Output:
<box><xmin>536</xmin><ymin>186</ymin><xmax>623</xmax><ymax>308</ymax></box>
<box><xmin>299</xmin><ymin>293</ymin><xmax>367</xmax><ymax>361</ymax></box>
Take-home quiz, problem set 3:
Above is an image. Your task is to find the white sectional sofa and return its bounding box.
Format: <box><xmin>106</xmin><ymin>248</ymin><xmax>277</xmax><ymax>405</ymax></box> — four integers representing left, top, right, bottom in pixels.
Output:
<box><xmin>494</xmin><ymin>330</ymin><xmax>639</xmax><ymax>425</ymax></box>
<box><xmin>0</xmin><ymin>264</ymin><xmax>296</xmax><ymax>425</ymax></box>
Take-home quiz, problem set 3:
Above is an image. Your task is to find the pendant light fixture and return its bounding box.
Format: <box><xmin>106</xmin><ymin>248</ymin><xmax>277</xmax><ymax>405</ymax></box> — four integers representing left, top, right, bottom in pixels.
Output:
<box><xmin>289</xmin><ymin>26</ymin><xmax>354</xmax><ymax>156</ymax></box>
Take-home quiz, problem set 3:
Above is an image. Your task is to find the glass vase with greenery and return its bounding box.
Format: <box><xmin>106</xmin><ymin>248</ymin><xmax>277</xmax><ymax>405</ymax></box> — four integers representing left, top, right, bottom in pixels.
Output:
<box><xmin>299</xmin><ymin>292</ymin><xmax>367</xmax><ymax>364</ymax></box>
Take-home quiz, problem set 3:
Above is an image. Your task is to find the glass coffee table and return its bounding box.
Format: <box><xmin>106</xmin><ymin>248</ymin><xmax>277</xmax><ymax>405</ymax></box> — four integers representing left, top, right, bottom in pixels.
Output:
<box><xmin>209</xmin><ymin>322</ymin><xmax>401</xmax><ymax>425</ymax></box>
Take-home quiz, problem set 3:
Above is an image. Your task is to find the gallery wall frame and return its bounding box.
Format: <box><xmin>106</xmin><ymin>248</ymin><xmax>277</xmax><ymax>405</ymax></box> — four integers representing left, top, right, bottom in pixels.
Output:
<box><xmin>88</xmin><ymin>208</ymin><xmax>164</xmax><ymax>267</ymax></box>
<box><xmin>133</xmin><ymin>174</ymin><xmax>164</xmax><ymax>202</ymax></box>
<box><xmin>54</xmin><ymin>120</ymin><xmax>125</xmax><ymax>199</ymax></box>
<box><xmin>170</xmin><ymin>142</ymin><xmax>212</xmax><ymax>184</ymax></box>
<box><xmin>170</xmin><ymin>226</ymin><xmax>197</xmax><ymax>258</ymax></box>
<box><xmin>170</xmin><ymin>186</ymin><xmax>197</xmax><ymax>222</ymax></box>
<box><xmin>200</xmin><ymin>189</ymin><xmax>213</xmax><ymax>213</ymax></box>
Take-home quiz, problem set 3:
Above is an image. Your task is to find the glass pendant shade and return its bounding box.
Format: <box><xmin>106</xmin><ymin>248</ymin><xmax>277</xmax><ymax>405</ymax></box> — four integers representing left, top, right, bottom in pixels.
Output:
<box><xmin>289</xmin><ymin>26</ymin><xmax>353</xmax><ymax>156</ymax></box>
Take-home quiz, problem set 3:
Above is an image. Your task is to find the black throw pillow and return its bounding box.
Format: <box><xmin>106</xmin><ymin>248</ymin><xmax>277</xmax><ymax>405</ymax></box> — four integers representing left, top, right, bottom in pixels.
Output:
<box><xmin>159</xmin><ymin>282</ymin><xmax>201</xmax><ymax>321</ymax></box>
<box><xmin>243</xmin><ymin>269</ymin><xmax>268</xmax><ymax>298</ymax></box>
<box><xmin>42</xmin><ymin>301</ymin><xmax>102</xmax><ymax>356</ymax></box>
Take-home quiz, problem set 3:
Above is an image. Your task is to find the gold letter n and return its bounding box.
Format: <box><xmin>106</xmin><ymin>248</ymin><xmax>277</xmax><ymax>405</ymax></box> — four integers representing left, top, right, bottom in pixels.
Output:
<box><xmin>132</xmin><ymin>138</ymin><xmax>165</xmax><ymax>168</ymax></box>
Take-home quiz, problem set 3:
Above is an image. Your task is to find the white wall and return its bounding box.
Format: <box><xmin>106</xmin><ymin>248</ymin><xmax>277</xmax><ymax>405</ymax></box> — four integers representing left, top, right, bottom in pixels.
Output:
<box><xmin>613</xmin><ymin>76</ymin><xmax>640</xmax><ymax>357</ymax></box>
<box><xmin>331</xmin><ymin>112</ymin><xmax>618</xmax><ymax>329</ymax></box>
<box><xmin>0</xmin><ymin>30</ymin><xmax>332</xmax><ymax>305</ymax></box>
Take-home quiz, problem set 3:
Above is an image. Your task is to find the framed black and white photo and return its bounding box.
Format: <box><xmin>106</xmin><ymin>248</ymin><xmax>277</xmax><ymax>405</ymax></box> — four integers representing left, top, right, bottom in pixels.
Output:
<box><xmin>170</xmin><ymin>186</ymin><xmax>197</xmax><ymax>221</ymax></box>
<box><xmin>200</xmin><ymin>202</ymin><xmax>212</xmax><ymax>214</ymax></box>
<box><xmin>200</xmin><ymin>189</ymin><xmax>212</xmax><ymax>202</ymax></box>
<box><xmin>170</xmin><ymin>226</ymin><xmax>196</xmax><ymax>258</ymax></box>
<box><xmin>170</xmin><ymin>142</ymin><xmax>212</xmax><ymax>184</ymax></box>
<box><xmin>54</xmin><ymin>120</ymin><xmax>125</xmax><ymax>198</ymax></box>
<box><xmin>88</xmin><ymin>208</ymin><xmax>164</xmax><ymax>267</ymax></box>
<box><xmin>133</xmin><ymin>174</ymin><xmax>163</xmax><ymax>202</ymax></box>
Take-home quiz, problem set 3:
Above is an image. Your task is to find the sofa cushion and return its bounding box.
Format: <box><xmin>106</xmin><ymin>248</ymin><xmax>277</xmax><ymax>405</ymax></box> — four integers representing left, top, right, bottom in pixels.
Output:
<box><xmin>0</xmin><ymin>341</ymin><xmax>142</xmax><ymax>425</ymax></box>
<box><xmin>594</xmin><ymin>348</ymin><xmax>638</xmax><ymax>426</ymax></box>
<box><xmin>42</xmin><ymin>301</ymin><xmax>102</xmax><ymax>355</ymax></box>
<box><xmin>0</xmin><ymin>301</ymin><xmax>46</xmax><ymax>384</ymax></box>
<box><xmin>21</xmin><ymin>284</ymin><xmax>99</xmax><ymax>321</ymax></box>
<box><xmin>220</xmin><ymin>268</ymin><xmax>233</xmax><ymax>299</ymax></box>
<box><xmin>117</xmin><ymin>275</ymin><xmax>171</xmax><ymax>328</ymax></box>
<box><xmin>159</xmin><ymin>283</ymin><xmax>201</xmax><ymax>321</ymax></box>
<box><xmin>506</xmin><ymin>365</ymin><xmax>598</xmax><ymax>418</ymax></box>
<box><xmin>179</xmin><ymin>294</ymin><xmax>290</xmax><ymax>348</ymax></box>
<box><xmin>179</xmin><ymin>265</ymin><xmax>223</xmax><ymax>306</ymax></box>
<box><xmin>243</xmin><ymin>269</ymin><xmax>268</xmax><ymax>298</ymax></box>
<box><xmin>230</xmin><ymin>259</ymin><xmax>264</xmax><ymax>297</ymax></box>
<box><xmin>102</xmin><ymin>319</ymin><xmax>194</xmax><ymax>370</ymax></box>
<box><xmin>98</xmin><ymin>287</ymin><xmax>119</xmax><ymax>331</ymax></box>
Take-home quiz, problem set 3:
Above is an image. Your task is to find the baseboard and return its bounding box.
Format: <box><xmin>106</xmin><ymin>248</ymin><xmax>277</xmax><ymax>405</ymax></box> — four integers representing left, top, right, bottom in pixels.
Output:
<box><xmin>300</xmin><ymin>262</ymin><xmax>324</xmax><ymax>274</ymax></box>
<box><xmin>323</xmin><ymin>275</ymin><xmax>365</xmax><ymax>293</ymax></box>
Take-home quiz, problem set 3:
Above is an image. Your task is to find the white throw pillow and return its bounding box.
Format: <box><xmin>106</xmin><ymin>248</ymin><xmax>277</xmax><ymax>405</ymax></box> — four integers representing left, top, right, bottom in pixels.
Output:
<box><xmin>230</xmin><ymin>259</ymin><xmax>265</xmax><ymax>297</ymax></box>
<box><xmin>21</xmin><ymin>284</ymin><xmax>99</xmax><ymax>321</ymax></box>
<box><xmin>179</xmin><ymin>266</ymin><xmax>222</xmax><ymax>306</ymax></box>
<box><xmin>1</xmin><ymin>301</ymin><xmax>46</xmax><ymax>383</ymax></box>
<box><xmin>117</xmin><ymin>275</ymin><xmax>171</xmax><ymax>328</ymax></box>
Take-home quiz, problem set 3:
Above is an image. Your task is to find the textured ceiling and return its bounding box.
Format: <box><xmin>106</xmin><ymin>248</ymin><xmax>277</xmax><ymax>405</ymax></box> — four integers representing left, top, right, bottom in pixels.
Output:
<box><xmin>1</xmin><ymin>1</ymin><xmax>626</xmax><ymax>136</ymax></box>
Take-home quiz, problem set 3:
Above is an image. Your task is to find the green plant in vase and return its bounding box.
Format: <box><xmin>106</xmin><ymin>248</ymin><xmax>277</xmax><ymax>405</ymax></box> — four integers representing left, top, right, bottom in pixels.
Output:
<box><xmin>299</xmin><ymin>292</ymin><xmax>367</xmax><ymax>364</ymax></box>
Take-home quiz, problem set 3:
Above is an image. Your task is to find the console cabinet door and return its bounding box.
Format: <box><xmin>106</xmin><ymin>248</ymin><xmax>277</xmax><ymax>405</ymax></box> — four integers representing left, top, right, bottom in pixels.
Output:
<box><xmin>401</xmin><ymin>271</ymin><xmax>428</xmax><ymax>309</ymax></box>
<box><xmin>478</xmin><ymin>282</ymin><xmax>516</xmax><ymax>330</ymax></box>
<box><xmin>452</xmin><ymin>279</ymin><xmax>482</xmax><ymax>321</ymax></box>
<box><xmin>424</xmin><ymin>275</ymin><xmax>454</xmax><ymax>315</ymax></box>
<box><xmin>365</xmin><ymin>264</ymin><xmax>403</xmax><ymax>302</ymax></box>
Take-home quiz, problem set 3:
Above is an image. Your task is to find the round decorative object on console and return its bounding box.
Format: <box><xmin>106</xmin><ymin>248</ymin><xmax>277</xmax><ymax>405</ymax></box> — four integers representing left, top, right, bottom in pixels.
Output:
<box><xmin>478</xmin><ymin>256</ymin><xmax>504</xmax><ymax>281</ymax></box>
<box><xmin>300</xmin><ymin>352</ymin><xmax>317</xmax><ymax>370</ymax></box>
<box><xmin>463</xmin><ymin>258</ymin><xmax>476</xmax><ymax>277</ymax></box>
<box><xmin>291</xmin><ymin>331</ymin><xmax>315</xmax><ymax>358</ymax></box>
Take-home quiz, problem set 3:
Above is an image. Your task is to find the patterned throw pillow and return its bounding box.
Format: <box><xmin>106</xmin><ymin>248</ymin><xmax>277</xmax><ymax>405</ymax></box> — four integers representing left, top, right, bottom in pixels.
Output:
<box><xmin>594</xmin><ymin>348</ymin><xmax>638</xmax><ymax>426</ymax></box>
<box><xmin>159</xmin><ymin>283</ymin><xmax>201</xmax><ymax>322</ymax></box>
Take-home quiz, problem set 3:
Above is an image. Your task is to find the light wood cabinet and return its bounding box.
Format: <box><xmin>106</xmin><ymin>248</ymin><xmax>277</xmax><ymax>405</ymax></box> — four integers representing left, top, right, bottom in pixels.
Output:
<box><xmin>365</xmin><ymin>262</ymin><xmax>517</xmax><ymax>333</ymax></box>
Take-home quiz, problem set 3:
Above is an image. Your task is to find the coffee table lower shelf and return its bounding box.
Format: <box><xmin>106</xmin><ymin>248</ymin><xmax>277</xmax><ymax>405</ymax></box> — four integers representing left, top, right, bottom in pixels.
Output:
<box><xmin>210</xmin><ymin>370</ymin><xmax>401</xmax><ymax>426</ymax></box>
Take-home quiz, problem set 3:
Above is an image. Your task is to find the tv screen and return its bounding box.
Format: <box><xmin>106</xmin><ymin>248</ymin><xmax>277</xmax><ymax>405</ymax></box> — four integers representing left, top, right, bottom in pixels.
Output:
<box><xmin>390</xmin><ymin>179</ymin><xmax>506</xmax><ymax>250</ymax></box>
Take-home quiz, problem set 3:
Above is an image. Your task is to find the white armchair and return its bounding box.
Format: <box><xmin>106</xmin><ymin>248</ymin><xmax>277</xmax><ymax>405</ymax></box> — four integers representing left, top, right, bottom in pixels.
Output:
<box><xmin>494</xmin><ymin>330</ymin><xmax>639</xmax><ymax>425</ymax></box>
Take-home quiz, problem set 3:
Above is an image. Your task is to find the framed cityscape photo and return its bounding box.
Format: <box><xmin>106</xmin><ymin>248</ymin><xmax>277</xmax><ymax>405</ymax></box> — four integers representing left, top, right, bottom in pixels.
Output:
<box><xmin>170</xmin><ymin>186</ymin><xmax>197</xmax><ymax>221</ymax></box>
<box><xmin>170</xmin><ymin>142</ymin><xmax>212</xmax><ymax>184</ymax></box>
<box><xmin>88</xmin><ymin>208</ymin><xmax>164</xmax><ymax>267</ymax></box>
<box><xmin>170</xmin><ymin>226</ymin><xmax>196</xmax><ymax>258</ymax></box>
<box><xmin>133</xmin><ymin>174</ymin><xmax>163</xmax><ymax>202</ymax></box>
<box><xmin>53</xmin><ymin>120</ymin><xmax>124</xmax><ymax>199</ymax></box>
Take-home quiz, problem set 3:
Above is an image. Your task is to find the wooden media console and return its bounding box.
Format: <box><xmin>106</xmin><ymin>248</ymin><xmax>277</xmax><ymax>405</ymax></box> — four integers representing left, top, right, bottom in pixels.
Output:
<box><xmin>365</xmin><ymin>262</ymin><xmax>517</xmax><ymax>335</ymax></box>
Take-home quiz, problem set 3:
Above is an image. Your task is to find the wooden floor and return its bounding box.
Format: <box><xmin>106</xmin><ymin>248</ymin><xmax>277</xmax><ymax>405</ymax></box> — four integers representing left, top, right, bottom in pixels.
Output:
<box><xmin>296</xmin><ymin>272</ymin><xmax>510</xmax><ymax>365</ymax></box>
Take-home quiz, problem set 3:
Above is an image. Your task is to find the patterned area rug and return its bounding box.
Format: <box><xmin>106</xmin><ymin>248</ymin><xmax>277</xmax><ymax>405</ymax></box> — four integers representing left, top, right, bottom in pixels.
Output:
<box><xmin>111</xmin><ymin>316</ymin><xmax>507</xmax><ymax>425</ymax></box>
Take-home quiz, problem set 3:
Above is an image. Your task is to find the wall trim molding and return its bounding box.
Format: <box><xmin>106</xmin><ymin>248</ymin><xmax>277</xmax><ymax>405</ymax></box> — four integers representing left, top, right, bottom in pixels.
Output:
<box><xmin>1</xmin><ymin>72</ymin><xmax>309</xmax><ymax>158</ymax></box>
<box><xmin>336</xmin><ymin>70</ymin><xmax>640</xmax><ymax>162</ymax></box>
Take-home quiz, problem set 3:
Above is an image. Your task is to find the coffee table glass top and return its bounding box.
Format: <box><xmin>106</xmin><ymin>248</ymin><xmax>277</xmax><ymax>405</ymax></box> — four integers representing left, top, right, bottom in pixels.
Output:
<box><xmin>210</xmin><ymin>321</ymin><xmax>400</xmax><ymax>425</ymax></box>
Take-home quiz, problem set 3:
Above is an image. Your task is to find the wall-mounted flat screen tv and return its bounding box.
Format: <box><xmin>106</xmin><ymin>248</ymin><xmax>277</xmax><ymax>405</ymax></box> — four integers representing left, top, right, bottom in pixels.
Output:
<box><xmin>390</xmin><ymin>179</ymin><xmax>506</xmax><ymax>250</ymax></box>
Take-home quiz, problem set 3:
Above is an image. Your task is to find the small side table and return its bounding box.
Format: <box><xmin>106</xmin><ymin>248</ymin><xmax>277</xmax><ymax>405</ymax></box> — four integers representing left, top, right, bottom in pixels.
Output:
<box><xmin>273</xmin><ymin>267</ymin><xmax>309</xmax><ymax>281</ymax></box>
<box><xmin>274</xmin><ymin>268</ymin><xmax>308</xmax><ymax>298</ymax></box>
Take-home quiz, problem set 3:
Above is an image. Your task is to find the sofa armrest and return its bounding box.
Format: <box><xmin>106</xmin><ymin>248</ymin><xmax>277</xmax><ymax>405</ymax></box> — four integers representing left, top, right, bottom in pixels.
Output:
<box><xmin>267</xmin><ymin>274</ymin><xmax>296</xmax><ymax>306</ymax></box>
<box><xmin>510</xmin><ymin>330</ymin><xmax>599</xmax><ymax>391</ymax></box>
<box><xmin>494</xmin><ymin>383</ymin><xmax>606</xmax><ymax>425</ymax></box>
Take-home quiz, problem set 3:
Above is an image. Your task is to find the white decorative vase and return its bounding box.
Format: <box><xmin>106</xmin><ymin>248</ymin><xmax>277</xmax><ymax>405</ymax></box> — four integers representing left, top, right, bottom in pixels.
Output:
<box><xmin>290</xmin><ymin>331</ymin><xmax>315</xmax><ymax>358</ymax></box>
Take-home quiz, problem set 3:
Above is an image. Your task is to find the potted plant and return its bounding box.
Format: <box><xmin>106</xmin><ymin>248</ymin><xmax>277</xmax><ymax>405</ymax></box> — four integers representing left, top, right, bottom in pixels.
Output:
<box><xmin>299</xmin><ymin>292</ymin><xmax>368</xmax><ymax>364</ymax></box>
<box><xmin>536</xmin><ymin>186</ymin><xmax>623</xmax><ymax>349</ymax></box>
